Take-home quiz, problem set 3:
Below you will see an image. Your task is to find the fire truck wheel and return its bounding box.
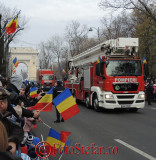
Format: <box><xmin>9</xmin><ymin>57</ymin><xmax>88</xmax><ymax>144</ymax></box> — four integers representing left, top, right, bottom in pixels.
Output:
<box><xmin>93</xmin><ymin>96</ymin><xmax>100</xmax><ymax>112</ymax></box>
<box><xmin>85</xmin><ymin>95</ymin><xmax>90</xmax><ymax>109</ymax></box>
<box><xmin>129</xmin><ymin>108</ymin><xmax>138</xmax><ymax>112</ymax></box>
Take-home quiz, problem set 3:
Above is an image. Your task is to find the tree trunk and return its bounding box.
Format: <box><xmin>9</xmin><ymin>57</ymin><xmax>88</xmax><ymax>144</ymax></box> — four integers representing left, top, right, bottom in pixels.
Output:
<box><xmin>0</xmin><ymin>14</ymin><xmax>5</xmax><ymax>77</ymax></box>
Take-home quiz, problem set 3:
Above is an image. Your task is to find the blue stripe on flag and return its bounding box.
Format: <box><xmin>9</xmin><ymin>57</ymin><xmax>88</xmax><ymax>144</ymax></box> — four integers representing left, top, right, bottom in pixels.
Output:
<box><xmin>47</xmin><ymin>87</ymin><xmax>54</xmax><ymax>94</ymax></box>
<box><xmin>53</xmin><ymin>88</ymin><xmax>72</xmax><ymax>106</ymax></box>
<box><xmin>48</xmin><ymin>128</ymin><xmax>60</xmax><ymax>140</ymax></box>
<box><xmin>13</xmin><ymin>57</ymin><xmax>17</xmax><ymax>64</ymax></box>
<box><xmin>30</xmin><ymin>87</ymin><xmax>37</xmax><ymax>92</ymax></box>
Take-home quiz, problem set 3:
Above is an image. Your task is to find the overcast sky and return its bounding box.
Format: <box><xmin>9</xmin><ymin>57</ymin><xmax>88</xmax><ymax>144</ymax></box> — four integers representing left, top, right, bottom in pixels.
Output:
<box><xmin>1</xmin><ymin>0</ymin><xmax>107</xmax><ymax>49</ymax></box>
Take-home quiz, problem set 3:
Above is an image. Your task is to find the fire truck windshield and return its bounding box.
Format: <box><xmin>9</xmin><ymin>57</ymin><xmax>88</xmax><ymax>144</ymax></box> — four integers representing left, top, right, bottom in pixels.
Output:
<box><xmin>106</xmin><ymin>60</ymin><xmax>142</xmax><ymax>76</ymax></box>
<box><xmin>42</xmin><ymin>75</ymin><xmax>54</xmax><ymax>80</ymax></box>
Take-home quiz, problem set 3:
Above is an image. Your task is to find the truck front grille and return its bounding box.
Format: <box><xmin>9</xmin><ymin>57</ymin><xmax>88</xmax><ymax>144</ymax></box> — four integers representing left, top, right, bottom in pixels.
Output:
<box><xmin>118</xmin><ymin>101</ymin><xmax>134</xmax><ymax>104</ymax></box>
<box><xmin>117</xmin><ymin>95</ymin><xmax>134</xmax><ymax>99</ymax></box>
<box><xmin>113</xmin><ymin>83</ymin><xmax>138</xmax><ymax>91</ymax></box>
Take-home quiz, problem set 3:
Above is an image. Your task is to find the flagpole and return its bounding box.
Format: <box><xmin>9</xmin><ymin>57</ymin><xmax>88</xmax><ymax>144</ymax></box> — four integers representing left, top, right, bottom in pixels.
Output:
<box><xmin>59</xmin><ymin>153</ymin><xmax>64</xmax><ymax>160</ymax></box>
<box><xmin>41</xmin><ymin>121</ymin><xmax>51</xmax><ymax>129</ymax></box>
<box><xmin>39</xmin><ymin>102</ymin><xmax>52</xmax><ymax>112</ymax></box>
<box><xmin>41</xmin><ymin>134</ymin><xmax>49</xmax><ymax>160</ymax></box>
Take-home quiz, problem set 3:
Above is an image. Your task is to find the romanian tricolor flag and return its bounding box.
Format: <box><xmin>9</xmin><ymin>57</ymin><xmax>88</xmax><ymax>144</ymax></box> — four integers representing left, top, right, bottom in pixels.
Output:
<box><xmin>62</xmin><ymin>68</ymin><xmax>66</xmax><ymax>74</ymax></box>
<box><xmin>46</xmin><ymin>128</ymin><xmax>61</xmax><ymax>157</ymax></box>
<box><xmin>97</xmin><ymin>56</ymin><xmax>102</xmax><ymax>63</ymax></box>
<box><xmin>46</xmin><ymin>128</ymin><xmax>71</xmax><ymax>157</ymax></box>
<box><xmin>142</xmin><ymin>57</ymin><xmax>147</xmax><ymax>64</ymax></box>
<box><xmin>53</xmin><ymin>88</ymin><xmax>80</xmax><ymax>120</ymax></box>
<box><xmin>30</xmin><ymin>87</ymin><xmax>38</xmax><ymax>98</ymax></box>
<box><xmin>13</xmin><ymin>57</ymin><xmax>19</xmax><ymax>68</ymax></box>
<box><xmin>33</xmin><ymin>87</ymin><xmax>53</xmax><ymax>112</ymax></box>
<box><xmin>6</xmin><ymin>10</ymin><xmax>21</xmax><ymax>35</ymax></box>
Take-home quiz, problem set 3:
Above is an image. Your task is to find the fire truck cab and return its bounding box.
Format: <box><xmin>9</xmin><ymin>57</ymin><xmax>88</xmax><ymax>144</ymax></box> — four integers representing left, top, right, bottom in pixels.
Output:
<box><xmin>37</xmin><ymin>69</ymin><xmax>55</xmax><ymax>91</ymax></box>
<box><xmin>65</xmin><ymin>38</ymin><xmax>145</xmax><ymax>112</ymax></box>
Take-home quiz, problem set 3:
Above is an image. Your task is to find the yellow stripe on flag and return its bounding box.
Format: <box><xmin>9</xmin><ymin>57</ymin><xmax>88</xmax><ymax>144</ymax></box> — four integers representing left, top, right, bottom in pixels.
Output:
<box><xmin>38</xmin><ymin>94</ymin><xmax>52</xmax><ymax>103</ymax></box>
<box><xmin>56</xmin><ymin>96</ymin><xmax>76</xmax><ymax>113</ymax></box>
<box><xmin>6</xmin><ymin>18</ymin><xmax>18</xmax><ymax>28</ymax></box>
<box><xmin>46</xmin><ymin>137</ymin><xmax>60</xmax><ymax>148</ymax></box>
<box><xmin>30</xmin><ymin>90</ymin><xmax>37</xmax><ymax>96</ymax></box>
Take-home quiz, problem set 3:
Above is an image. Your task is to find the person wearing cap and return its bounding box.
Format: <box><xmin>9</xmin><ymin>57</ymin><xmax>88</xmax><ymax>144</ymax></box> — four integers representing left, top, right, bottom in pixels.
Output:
<box><xmin>19</xmin><ymin>83</ymin><xmax>42</xmax><ymax>108</ymax></box>
<box><xmin>0</xmin><ymin>87</ymin><xmax>24</xmax><ymax>156</ymax></box>
<box><xmin>6</xmin><ymin>75</ymin><xmax>40</xmax><ymax>119</ymax></box>
<box><xmin>0</xmin><ymin>87</ymin><xmax>10</xmax><ymax>113</ymax></box>
<box><xmin>53</xmin><ymin>81</ymin><xmax>65</xmax><ymax>123</ymax></box>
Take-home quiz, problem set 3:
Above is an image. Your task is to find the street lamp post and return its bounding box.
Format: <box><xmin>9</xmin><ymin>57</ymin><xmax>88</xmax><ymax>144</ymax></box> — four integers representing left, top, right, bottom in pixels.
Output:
<box><xmin>89</xmin><ymin>27</ymin><xmax>100</xmax><ymax>42</ymax></box>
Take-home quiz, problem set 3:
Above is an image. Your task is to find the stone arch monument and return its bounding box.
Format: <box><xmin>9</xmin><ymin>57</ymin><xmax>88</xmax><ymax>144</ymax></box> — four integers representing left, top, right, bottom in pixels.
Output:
<box><xmin>9</xmin><ymin>47</ymin><xmax>39</xmax><ymax>81</ymax></box>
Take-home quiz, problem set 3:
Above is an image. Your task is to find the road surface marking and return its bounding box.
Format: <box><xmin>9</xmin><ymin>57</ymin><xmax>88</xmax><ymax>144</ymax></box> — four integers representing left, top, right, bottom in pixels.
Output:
<box><xmin>151</xmin><ymin>108</ymin><xmax>156</xmax><ymax>110</ymax></box>
<box><xmin>114</xmin><ymin>139</ymin><xmax>156</xmax><ymax>160</ymax></box>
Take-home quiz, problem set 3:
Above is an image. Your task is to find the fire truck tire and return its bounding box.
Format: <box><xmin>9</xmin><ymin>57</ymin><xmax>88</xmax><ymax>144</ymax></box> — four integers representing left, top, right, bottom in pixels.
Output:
<box><xmin>85</xmin><ymin>95</ymin><xmax>90</xmax><ymax>109</ymax></box>
<box><xmin>129</xmin><ymin>108</ymin><xmax>138</xmax><ymax>112</ymax></box>
<box><xmin>93</xmin><ymin>95</ymin><xmax>100</xmax><ymax>112</ymax></box>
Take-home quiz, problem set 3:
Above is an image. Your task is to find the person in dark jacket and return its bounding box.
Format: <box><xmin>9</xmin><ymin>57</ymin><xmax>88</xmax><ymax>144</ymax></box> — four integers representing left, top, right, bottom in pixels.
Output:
<box><xmin>0</xmin><ymin>87</ymin><xmax>24</xmax><ymax>156</ymax></box>
<box><xmin>146</xmin><ymin>80</ymin><xmax>154</xmax><ymax>105</ymax></box>
<box><xmin>19</xmin><ymin>83</ymin><xmax>39</xmax><ymax>107</ymax></box>
<box><xmin>6</xmin><ymin>75</ymin><xmax>40</xmax><ymax>119</ymax></box>
<box><xmin>53</xmin><ymin>81</ymin><xmax>65</xmax><ymax>123</ymax></box>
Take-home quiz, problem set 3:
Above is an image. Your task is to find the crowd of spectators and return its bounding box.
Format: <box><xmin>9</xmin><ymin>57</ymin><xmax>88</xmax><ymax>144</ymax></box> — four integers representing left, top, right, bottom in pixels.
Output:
<box><xmin>0</xmin><ymin>74</ymin><xmax>45</xmax><ymax>159</ymax></box>
<box><xmin>145</xmin><ymin>77</ymin><xmax>156</xmax><ymax>105</ymax></box>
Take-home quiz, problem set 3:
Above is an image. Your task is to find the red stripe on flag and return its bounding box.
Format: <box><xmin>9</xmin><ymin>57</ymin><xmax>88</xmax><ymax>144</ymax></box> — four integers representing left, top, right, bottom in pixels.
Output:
<box><xmin>61</xmin><ymin>104</ymin><xmax>80</xmax><ymax>120</ymax></box>
<box><xmin>33</xmin><ymin>102</ymin><xmax>52</xmax><ymax>112</ymax></box>
<box><xmin>60</xmin><ymin>131</ymin><xmax>71</xmax><ymax>143</ymax></box>
<box><xmin>6</xmin><ymin>21</ymin><xmax>17</xmax><ymax>35</ymax></box>
<box><xmin>30</xmin><ymin>94</ymin><xmax>38</xmax><ymax>98</ymax></box>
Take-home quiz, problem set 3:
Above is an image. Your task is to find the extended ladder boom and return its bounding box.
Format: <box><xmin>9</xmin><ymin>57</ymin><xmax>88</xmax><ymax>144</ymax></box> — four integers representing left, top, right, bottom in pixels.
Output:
<box><xmin>69</xmin><ymin>37</ymin><xmax>138</xmax><ymax>67</ymax></box>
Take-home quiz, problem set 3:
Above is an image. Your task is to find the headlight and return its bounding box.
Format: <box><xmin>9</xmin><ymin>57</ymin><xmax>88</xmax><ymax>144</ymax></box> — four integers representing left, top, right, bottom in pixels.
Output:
<box><xmin>138</xmin><ymin>94</ymin><xmax>145</xmax><ymax>99</ymax></box>
<box><xmin>105</xmin><ymin>94</ymin><xmax>114</xmax><ymax>99</ymax></box>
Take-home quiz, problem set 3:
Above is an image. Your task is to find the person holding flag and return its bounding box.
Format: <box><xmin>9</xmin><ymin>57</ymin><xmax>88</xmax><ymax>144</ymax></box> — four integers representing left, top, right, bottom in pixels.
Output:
<box><xmin>53</xmin><ymin>81</ymin><xmax>65</xmax><ymax>123</ymax></box>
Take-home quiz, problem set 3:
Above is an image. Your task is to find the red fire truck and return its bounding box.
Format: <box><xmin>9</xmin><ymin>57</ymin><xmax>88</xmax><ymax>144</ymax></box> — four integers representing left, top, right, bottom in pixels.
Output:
<box><xmin>65</xmin><ymin>38</ymin><xmax>145</xmax><ymax>112</ymax></box>
<box><xmin>37</xmin><ymin>69</ymin><xmax>55</xmax><ymax>91</ymax></box>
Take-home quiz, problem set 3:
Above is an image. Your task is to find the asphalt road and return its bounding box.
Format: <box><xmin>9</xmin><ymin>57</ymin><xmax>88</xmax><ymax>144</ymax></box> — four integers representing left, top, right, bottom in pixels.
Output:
<box><xmin>33</xmin><ymin>101</ymin><xmax>156</xmax><ymax>160</ymax></box>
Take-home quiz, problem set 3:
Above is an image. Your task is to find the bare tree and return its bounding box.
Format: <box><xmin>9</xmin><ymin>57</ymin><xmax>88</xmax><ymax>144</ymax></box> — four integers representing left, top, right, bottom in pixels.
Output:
<box><xmin>0</xmin><ymin>2</ymin><xmax>28</xmax><ymax>76</ymax></box>
<box><xmin>39</xmin><ymin>42</ymin><xmax>53</xmax><ymax>69</ymax></box>
<box><xmin>99</xmin><ymin>0</ymin><xmax>156</xmax><ymax>23</ymax></box>
<box><xmin>48</xmin><ymin>35</ymin><xmax>66</xmax><ymax>79</ymax></box>
<box><xmin>65</xmin><ymin>20</ymin><xmax>89</xmax><ymax>57</ymax></box>
<box><xmin>101</xmin><ymin>12</ymin><xmax>136</xmax><ymax>39</ymax></box>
